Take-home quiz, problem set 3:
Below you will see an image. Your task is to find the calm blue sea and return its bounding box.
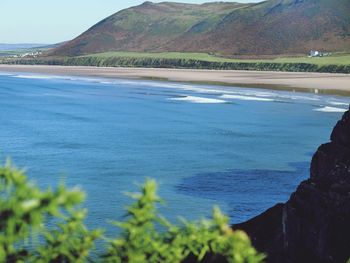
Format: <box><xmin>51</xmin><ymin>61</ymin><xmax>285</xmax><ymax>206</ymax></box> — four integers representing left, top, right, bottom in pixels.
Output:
<box><xmin>0</xmin><ymin>72</ymin><xmax>348</xmax><ymax>234</ymax></box>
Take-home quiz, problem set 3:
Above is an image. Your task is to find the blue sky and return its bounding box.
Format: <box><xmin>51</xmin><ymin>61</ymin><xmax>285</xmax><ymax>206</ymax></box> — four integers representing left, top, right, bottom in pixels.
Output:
<box><xmin>0</xmin><ymin>0</ymin><xmax>259</xmax><ymax>44</ymax></box>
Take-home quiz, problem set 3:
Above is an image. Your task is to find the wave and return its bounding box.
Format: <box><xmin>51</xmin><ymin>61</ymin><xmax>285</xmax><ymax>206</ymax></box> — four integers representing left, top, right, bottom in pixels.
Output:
<box><xmin>314</xmin><ymin>106</ymin><xmax>347</xmax><ymax>113</ymax></box>
<box><xmin>14</xmin><ymin>74</ymin><xmax>56</xmax><ymax>79</ymax></box>
<box><xmin>10</xmin><ymin>74</ymin><xmax>347</xmax><ymax>109</ymax></box>
<box><xmin>221</xmin><ymin>94</ymin><xmax>274</xmax><ymax>102</ymax></box>
<box><xmin>328</xmin><ymin>101</ymin><xmax>349</xmax><ymax>106</ymax></box>
<box><xmin>265</xmin><ymin>93</ymin><xmax>320</xmax><ymax>102</ymax></box>
<box><xmin>99</xmin><ymin>81</ymin><xmax>115</xmax><ymax>85</ymax></box>
<box><xmin>168</xmin><ymin>85</ymin><xmax>320</xmax><ymax>103</ymax></box>
<box><xmin>169</xmin><ymin>96</ymin><xmax>226</xmax><ymax>104</ymax></box>
<box><xmin>117</xmin><ymin>80</ymin><xmax>229</xmax><ymax>94</ymax></box>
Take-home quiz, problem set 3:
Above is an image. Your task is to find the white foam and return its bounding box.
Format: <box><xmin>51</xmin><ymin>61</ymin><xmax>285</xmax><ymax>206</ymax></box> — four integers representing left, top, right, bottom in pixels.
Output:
<box><xmin>247</xmin><ymin>92</ymin><xmax>275</xmax><ymax>97</ymax></box>
<box><xmin>329</xmin><ymin>101</ymin><xmax>349</xmax><ymax>106</ymax></box>
<box><xmin>232</xmin><ymin>90</ymin><xmax>319</xmax><ymax>102</ymax></box>
<box><xmin>10</xmin><ymin>74</ymin><xmax>347</xmax><ymax>110</ymax></box>
<box><xmin>169</xmin><ymin>96</ymin><xmax>226</xmax><ymax>104</ymax></box>
<box><xmin>123</xmin><ymin>80</ymin><xmax>226</xmax><ymax>94</ymax></box>
<box><xmin>226</xmin><ymin>90</ymin><xmax>275</xmax><ymax>97</ymax></box>
<box><xmin>132</xmin><ymin>81</ymin><xmax>184</xmax><ymax>89</ymax></box>
<box><xmin>221</xmin><ymin>94</ymin><xmax>274</xmax><ymax>102</ymax></box>
<box><xmin>274</xmin><ymin>94</ymin><xmax>320</xmax><ymax>101</ymax></box>
<box><xmin>0</xmin><ymin>72</ymin><xmax>12</xmax><ymax>76</ymax></box>
<box><xmin>314</xmin><ymin>106</ymin><xmax>347</xmax><ymax>113</ymax></box>
<box><xmin>13</xmin><ymin>74</ymin><xmax>107</xmax><ymax>84</ymax></box>
<box><xmin>14</xmin><ymin>74</ymin><xmax>55</xmax><ymax>79</ymax></box>
<box><xmin>176</xmin><ymin>86</ymin><xmax>224</xmax><ymax>94</ymax></box>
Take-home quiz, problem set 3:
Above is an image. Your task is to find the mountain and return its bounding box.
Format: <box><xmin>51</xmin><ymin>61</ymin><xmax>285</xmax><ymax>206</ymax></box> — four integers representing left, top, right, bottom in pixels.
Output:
<box><xmin>51</xmin><ymin>2</ymin><xmax>247</xmax><ymax>56</ymax></box>
<box><xmin>52</xmin><ymin>0</ymin><xmax>350</xmax><ymax>57</ymax></box>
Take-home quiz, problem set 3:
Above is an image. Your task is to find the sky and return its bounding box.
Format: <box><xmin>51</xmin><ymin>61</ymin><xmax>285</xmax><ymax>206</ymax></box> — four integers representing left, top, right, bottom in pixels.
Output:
<box><xmin>0</xmin><ymin>0</ymin><xmax>260</xmax><ymax>44</ymax></box>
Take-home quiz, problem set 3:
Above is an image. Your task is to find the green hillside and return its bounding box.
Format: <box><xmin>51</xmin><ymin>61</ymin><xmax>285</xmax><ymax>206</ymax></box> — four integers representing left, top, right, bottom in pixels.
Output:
<box><xmin>4</xmin><ymin>51</ymin><xmax>349</xmax><ymax>74</ymax></box>
<box><xmin>51</xmin><ymin>0</ymin><xmax>350</xmax><ymax>57</ymax></box>
<box><xmin>82</xmin><ymin>51</ymin><xmax>350</xmax><ymax>66</ymax></box>
<box><xmin>52</xmin><ymin>2</ymin><xmax>248</xmax><ymax>56</ymax></box>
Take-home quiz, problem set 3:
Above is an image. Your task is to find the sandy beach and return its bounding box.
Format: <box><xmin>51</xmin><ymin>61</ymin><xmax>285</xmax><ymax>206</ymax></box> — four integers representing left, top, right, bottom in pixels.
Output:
<box><xmin>1</xmin><ymin>64</ymin><xmax>350</xmax><ymax>95</ymax></box>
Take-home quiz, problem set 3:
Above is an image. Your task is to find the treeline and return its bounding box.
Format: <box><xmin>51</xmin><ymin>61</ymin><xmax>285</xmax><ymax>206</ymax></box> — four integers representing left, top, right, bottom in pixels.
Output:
<box><xmin>2</xmin><ymin>56</ymin><xmax>350</xmax><ymax>73</ymax></box>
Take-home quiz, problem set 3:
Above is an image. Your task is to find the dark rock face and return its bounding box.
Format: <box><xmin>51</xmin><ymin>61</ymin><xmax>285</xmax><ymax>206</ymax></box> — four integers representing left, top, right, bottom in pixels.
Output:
<box><xmin>235</xmin><ymin>107</ymin><xmax>350</xmax><ymax>263</ymax></box>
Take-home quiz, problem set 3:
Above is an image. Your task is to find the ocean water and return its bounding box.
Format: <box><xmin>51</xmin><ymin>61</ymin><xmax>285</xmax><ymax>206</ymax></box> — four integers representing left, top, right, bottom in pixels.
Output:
<box><xmin>0</xmin><ymin>72</ymin><xmax>348</xmax><ymax>234</ymax></box>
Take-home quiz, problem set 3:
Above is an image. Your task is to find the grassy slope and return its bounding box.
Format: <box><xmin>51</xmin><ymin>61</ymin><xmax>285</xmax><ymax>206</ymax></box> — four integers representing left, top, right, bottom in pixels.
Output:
<box><xmin>52</xmin><ymin>2</ymin><xmax>248</xmax><ymax>56</ymax></box>
<box><xmin>82</xmin><ymin>51</ymin><xmax>350</xmax><ymax>66</ymax></box>
<box><xmin>2</xmin><ymin>51</ymin><xmax>349</xmax><ymax>73</ymax></box>
<box><xmin>52</xmin><ymin>0</ymin><xmax>350</xmax><ymax>57</ymax></box>
<box><xmin>272</xmin><ymin>55</ymin><xmax>350</xmax><ymax>66</ymax></box>
<box><xmin>170</xmin><ymin>0</ymin><xmax>350</xmax><ymax>55</ymax></box>
<box><xmin>82</xmin><ymin>52</ymin><xmax>235</xmax><ymax>62</ymax></box>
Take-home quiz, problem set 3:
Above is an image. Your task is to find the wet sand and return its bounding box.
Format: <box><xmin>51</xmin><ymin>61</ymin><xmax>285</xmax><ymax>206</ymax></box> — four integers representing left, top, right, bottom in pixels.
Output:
<box><xmin>1</xmin><ymin>65</ymin><xmax>350</xmax><ymax>95</ymax></box>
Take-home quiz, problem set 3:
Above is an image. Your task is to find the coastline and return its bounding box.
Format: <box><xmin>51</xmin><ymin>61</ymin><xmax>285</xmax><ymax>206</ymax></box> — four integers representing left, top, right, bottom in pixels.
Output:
<box><xmin>1</xmin><ymin>64</ymin><xmax>350</xmax><ymax>96</ymax></box>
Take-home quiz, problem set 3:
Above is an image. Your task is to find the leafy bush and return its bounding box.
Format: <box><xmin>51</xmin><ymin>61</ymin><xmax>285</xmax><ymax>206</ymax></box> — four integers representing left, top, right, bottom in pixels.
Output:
<box><xmin>0</xmin><ymin>162</ymin><xmax>264</xmax><ymax>262</ymax></box>
<box><xmin>0</xmin><ymin>160</ymin><xmax>102</xmax><ymax>262</ymax></box>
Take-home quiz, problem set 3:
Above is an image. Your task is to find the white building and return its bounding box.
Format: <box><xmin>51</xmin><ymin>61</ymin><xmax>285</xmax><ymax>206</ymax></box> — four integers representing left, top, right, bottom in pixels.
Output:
<box><xmin>309</xmin><ymin>50</ymin><xmax>321</xmax><ymax>57</ymax></box>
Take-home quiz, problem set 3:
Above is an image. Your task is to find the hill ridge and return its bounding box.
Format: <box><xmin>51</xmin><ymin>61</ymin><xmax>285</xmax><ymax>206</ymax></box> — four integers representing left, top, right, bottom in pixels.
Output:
<box><xmin>51</xmin><ymin>0</ymin><xmax>350</xmax><ymax>57</ymax></box>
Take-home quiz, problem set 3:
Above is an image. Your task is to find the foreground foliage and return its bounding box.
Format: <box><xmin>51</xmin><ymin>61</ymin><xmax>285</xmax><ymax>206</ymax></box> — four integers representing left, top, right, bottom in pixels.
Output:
<box><xmin>0</xmin><ymin>161</ymin><xmax>102</xmax><ymax>262</ymax></box>
<box><xmin>0</xmin><ymin>162</ymin><xmax>264</xmax><ymax>262</ymax></box>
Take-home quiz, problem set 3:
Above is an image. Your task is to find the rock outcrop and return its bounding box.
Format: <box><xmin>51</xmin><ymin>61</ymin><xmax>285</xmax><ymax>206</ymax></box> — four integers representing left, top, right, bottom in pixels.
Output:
<box><xmin>235</xmin><ymin>106</ymin><xmax>350</xmax><ymax>263</ymax></box>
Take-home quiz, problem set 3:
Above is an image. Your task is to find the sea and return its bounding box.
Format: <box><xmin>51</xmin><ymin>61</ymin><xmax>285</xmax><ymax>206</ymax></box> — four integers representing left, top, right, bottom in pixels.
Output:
<box><xmin>0</xmin><ymin>72</ymin><xmax>348</xmax><ymax>235</ymax></box>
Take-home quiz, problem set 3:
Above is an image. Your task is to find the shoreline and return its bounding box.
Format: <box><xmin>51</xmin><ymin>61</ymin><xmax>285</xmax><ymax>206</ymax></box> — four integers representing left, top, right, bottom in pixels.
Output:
<box><xmin>1</xmin><ymin>64</ymin><xmax>350</xmax><ymax>96</ymax></box>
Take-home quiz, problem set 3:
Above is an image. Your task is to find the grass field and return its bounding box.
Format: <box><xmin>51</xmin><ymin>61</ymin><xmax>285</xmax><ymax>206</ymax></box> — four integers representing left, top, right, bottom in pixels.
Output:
<box><xmin>83</xmin><ymin>51</ymin><xmax>235</xmax><ymax>62</ymax></box>
<box><xmin>2</xmin><ymin>49</ymin><xmax>349</xmax><ymax>66</ymax></box>
<box><xmin>83</xmin><ymin>51</ymin><xmax>350</xmax><ymax>66</ymax></box>
<box><xmin>272</xmin><ymin>54</ymin><xmax>350</xmax><ymax>65</ymax></box>
<box><xmin>2</xmin><ymin>51</ymin><xmax>349</xmax><ymax>73</ymax></box>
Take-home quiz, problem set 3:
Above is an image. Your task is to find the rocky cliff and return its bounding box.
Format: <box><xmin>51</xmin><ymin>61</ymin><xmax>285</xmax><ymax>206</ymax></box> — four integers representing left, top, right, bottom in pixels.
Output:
<box><xmin>234</xmin><ymin>106</ymin><xmax>350</xmax><ymax>263</ymax></box>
